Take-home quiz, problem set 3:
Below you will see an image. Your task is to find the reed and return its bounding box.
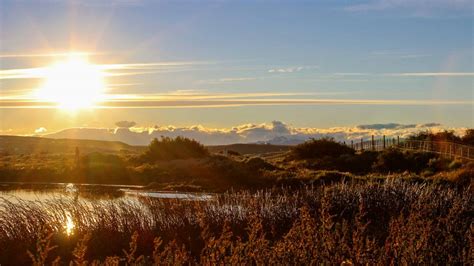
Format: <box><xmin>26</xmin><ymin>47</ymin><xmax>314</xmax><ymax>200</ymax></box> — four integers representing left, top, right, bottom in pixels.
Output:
<box><xmin>0</xmin><ymin>180</ymin><xmax>471</xmax><ymax>265</ymax></box>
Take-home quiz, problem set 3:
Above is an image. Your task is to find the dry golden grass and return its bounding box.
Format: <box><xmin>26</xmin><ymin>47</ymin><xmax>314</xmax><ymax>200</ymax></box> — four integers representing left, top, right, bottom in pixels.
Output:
<box><xmin>0</xmin><ymin>180</ymin><xmax>472</xmax><ymax>265</ymax></box>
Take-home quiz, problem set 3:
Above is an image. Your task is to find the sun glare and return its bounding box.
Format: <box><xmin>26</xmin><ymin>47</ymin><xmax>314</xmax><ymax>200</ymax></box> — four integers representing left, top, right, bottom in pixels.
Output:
<box><xmin>64</xmin><ymin>212</ymin><xmax>75</xmax><ymax>236</ymax></box>
<box><xmin>36</xmin><ymin>53</ymin><xmax>106</xmax><ymax>109</ymax></box>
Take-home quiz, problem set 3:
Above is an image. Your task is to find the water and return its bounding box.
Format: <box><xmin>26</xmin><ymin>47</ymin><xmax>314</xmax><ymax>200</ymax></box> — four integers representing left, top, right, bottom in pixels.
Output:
<box><xmin>0</xmin><ymin>182</ymin><xmax>214</xmax><ymax>237</ymax></box>
<box><xmin>0</xmin><ymin>182</ymin><xmax>213</xmax><ymax>202</ymax></box>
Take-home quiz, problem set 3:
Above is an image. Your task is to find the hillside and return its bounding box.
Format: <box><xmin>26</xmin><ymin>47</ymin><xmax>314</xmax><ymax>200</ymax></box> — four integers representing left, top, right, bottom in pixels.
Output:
<box><xmin>0</xmin><ymin>135</ymin><xmax>292</xmax><ymax>156</ymax></box>
<box><xmin>208</xmin><ymin>143</ymin><xmax>291</xmax><ymax>155</ymax></box>
<box><xmin>0</xmin><ymin>135</ymin><xmax>144</xmax><ymax>155</ymax></box>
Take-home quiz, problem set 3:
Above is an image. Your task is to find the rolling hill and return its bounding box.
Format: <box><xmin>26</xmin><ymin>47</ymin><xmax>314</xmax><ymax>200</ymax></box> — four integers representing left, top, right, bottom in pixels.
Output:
<box><xmin>0</xmin><ymin>135</ymin><xmax>292</xmax><ymax>156</ymax></box>
<box><xmin>0</xmin><ymin>135</ymin><xmax>145</xmax><ymax>155</ymax></box>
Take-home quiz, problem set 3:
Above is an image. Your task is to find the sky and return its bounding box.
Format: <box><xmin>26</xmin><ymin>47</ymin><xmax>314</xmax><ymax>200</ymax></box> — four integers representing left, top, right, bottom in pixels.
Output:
<box><xmin>0</xmin><ymin>0</ymin><xmax>473</xmax><ymax>143</ymax></box>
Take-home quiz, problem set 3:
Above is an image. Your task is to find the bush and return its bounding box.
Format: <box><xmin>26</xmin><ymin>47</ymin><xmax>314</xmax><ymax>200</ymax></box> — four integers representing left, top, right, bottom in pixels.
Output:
<box><xmin>373</xmin><ymin>149</ymin><xmax>438</xmax><ymax>173</ymax></box>
<box><xmin>77</xmin><ymin>152</ymin><xmax>129</xmax><ymax>184</ymax></box>
<box><xmin>290</xmin><ymin>138</ymin><xmax>354</xmax><ymax>160</ymax></box>
<box><xmin>372</xmin><ymin>148</ymin><xmax>412</xmax><ymax>173</ymax></box>
<box><xmin>139</xmin><ymin>136</ymin><xmax>209</xmax><ymax>162</ymax></box>
<box><xmin>461</xmin><ymin>129</ymin><xmax>474</xmax><ymax>145</ymax></box>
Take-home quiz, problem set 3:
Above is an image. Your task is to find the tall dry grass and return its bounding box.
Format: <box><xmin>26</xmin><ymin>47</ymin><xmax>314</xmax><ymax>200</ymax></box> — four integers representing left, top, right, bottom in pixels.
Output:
<box><xmin>0</xmin><ymin>180</ymin><xmax>472</xmax><ymax>265</ymax></box>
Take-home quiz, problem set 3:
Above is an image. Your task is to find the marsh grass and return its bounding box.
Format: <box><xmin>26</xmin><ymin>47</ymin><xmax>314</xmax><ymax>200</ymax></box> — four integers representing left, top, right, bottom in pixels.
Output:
<box><xmin>0</xmin><ymin>180</ymin><xmax>472</xmax><ymax>265</ymax></box>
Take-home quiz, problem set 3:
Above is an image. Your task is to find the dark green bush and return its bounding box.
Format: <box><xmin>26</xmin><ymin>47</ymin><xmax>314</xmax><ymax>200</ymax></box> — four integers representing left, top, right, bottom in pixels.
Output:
<box><xmin>139</xmin><ymin>136</ymin><xmax>209</xmax><ymax>162</ymax></box>
<box><xmin>372</xmin><ymin>148</ymin><xmax>409</xmax><ymax>173</ymax></box>
<box><xmin>461</xmin><ymin>129</ymin><xmax>474</xmax><ymax>145</ymax></box>
<box><xmin>290</xmin><ymin>138</ymin><xmax>355</xmax><ymax>160</ymax></box>
<box><xmin>372</xmin><ymin>149</ymin><xmax>438</xmax><ymax>173</ymax></box>
<box><xmin>77</xmin><ymin>152</ymin><xmax>129</xmax><ymax>183</ymax></box>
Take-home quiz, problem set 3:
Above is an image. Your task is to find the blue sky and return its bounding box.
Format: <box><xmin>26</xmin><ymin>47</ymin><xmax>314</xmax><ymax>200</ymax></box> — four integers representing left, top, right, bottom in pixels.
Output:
<box><xmin>0</xmin><ymin>0</ymin><xmax>473</xmax><ymax>135</ymax></box>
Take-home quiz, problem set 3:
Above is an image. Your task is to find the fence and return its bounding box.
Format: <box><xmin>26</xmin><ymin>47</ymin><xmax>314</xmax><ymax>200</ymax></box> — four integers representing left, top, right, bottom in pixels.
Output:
<box><xmin>345</xmin><ymin>136</ymin><xmax>474</xmax><ymax>161</ymax></box>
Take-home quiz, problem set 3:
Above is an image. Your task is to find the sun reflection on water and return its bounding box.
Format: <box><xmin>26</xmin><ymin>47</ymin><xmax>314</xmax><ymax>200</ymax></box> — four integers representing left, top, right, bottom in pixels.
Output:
<box><xmin>64</xmin><ymin>212</ymin><xmax>75</xmax><ymax>236</ymax></box>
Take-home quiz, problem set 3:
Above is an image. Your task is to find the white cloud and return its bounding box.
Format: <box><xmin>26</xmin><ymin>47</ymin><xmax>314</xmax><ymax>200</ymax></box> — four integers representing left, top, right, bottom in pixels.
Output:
<box><xmin>0</xmin><ymin>61</ymin><xmax>209</xmax><ymax>80</ymax></box>
<box><xmin>34</xmin><ymin>127</ymin><xmax>47</xmax><ymax>134</ymax></box>
<box><xmin>42</xmin><ymin>121</ymin><xmax>468</xmax><ymax>146</ymax></box>
<box><xmin>268</xmin><ymin>65</ymin><xmax>319</xmax><ymax>73</ymax></box>
<box><xmin>198</xmin><ymin>77</ymin><xmax>260</xmax><ymax>84</ymax></box>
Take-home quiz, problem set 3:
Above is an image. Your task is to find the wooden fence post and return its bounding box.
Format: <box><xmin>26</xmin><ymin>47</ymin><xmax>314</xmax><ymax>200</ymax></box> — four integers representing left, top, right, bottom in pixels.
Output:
<box><xmin>397</xmin><ymin>136</ymin><xmax>400</xmax><ymax>146</ymax></box>
<box><xmin>371</xmin><ymin>135</ymin><xmax>375</xmax><ymax>151</ymax></box>
<box><xmin>383</xmin><ymin>135</ymin><xmax>386</xmax><ymax>149</ymax></box>
<box><xmin>351</xmin><ymin>140</ymin><xmax>354</xmax><ymax>149</ymax></box>
<box><xmin>361</xmin><ymin>138</ymin><xmax>363</xmax><ymax>151</ymax></box>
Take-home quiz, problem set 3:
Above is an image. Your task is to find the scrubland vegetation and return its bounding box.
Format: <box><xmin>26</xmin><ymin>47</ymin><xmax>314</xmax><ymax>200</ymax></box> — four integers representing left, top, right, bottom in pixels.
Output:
<box><xmin>1</xmin><ymin>134</ymin><xmax>473</xmax><ymax>190</ymax></box>
<box><xmin>1</xmin><ymin>180</ymin><xmax>472</xmax><ymax>265</ymax></box>
<box><xmin>0</xmin><ymin>133</ymin><xmax>472</xmax><ymax>264</ymax></box>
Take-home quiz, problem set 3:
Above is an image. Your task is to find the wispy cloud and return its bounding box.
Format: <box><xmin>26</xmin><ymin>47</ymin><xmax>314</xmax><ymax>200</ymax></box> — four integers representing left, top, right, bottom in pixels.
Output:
<box><xmin>388</xmin><ymin>72</ymin><xmax>474</xmax><ymax>77</ymax></box>
<box><xmin>370</xmin><ymin>50</ymin><xmax>432</xmax><ymax>59</ymax></box>
<box><xmin>345</xmin><ymin>0</ymin><xmax>472</xmax><ymax>12</ymax></box>
<box><xmin>1</xmin><ymin>96</ymin><xmax>471</xmax><ymax>109</ymax></box>
<box><xmin>0</xmin><ymin>52</ymin><xmax>101</xmax><ymax>58</ymax></box>
<box><xmin>0</xmin><ymin>61</ymin><xmax>210</xmax><ymax>80</ymax></box>
<box><xmin>330</xmin><ymin>72</ymin><xmax>474</xmax><ymax>77</ymax></box>
<box><xmin>268</xmin><ymin>65</ymin><xmax>319</xmax><ymax>73</ymax></box>
<box><xmin>198</xmin><ymin>77</ymin><xmax>261</xmax><ymax>84</ymax></box>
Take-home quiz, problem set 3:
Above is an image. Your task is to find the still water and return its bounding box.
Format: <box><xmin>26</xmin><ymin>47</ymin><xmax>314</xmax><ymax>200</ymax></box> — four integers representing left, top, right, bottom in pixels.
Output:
<box><xmin>0</xmin><ymin>183</ymin><xmax>213</xmax><ymax>236</ymax></box>
<box><xmin>0</xmin><ymin>182</ymin><xmax>213</xmax><ymax>202</ymax></box>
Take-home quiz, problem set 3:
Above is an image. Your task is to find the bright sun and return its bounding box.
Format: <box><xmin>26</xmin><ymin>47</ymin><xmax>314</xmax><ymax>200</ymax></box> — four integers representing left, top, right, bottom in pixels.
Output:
<box><xmin>36</xmin><ymin>54</ymin><xmax>106</xmax><ymax>109</ymax></box>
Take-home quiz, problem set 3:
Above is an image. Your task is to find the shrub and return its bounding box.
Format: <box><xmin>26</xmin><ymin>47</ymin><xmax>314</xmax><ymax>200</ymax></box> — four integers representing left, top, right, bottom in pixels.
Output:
<box><xmin>461</xmin><ymin>129</ymin><xmax>474</xmax><ymax>145</ymax></box>
<box><xmin>77</xmin><ymin>152</ymin><xmax>129</xmax><ymax>184</ymax></box>
<box><xmin>139</xmin><ymin>136</ymin><xmax>209</xmax><ymax>162</ymax></box>
<box><xmin>408</xmin><ymin>130</ymin><xmax>462</xmax><ymax>143</ymax></box>
<box><xmin>290</xmin><ymin>138</ymin><xmax>355</xmax><ymax>160</ymax></box>
<box><xmin>227</xmin><ymin>150</ymin><xmax>241</xmax><ymax>156</ymax></box>
<box><xmin>372</xmin><ymin>149</ymin><xmax>439</xmax><ymax>174</ymax></box>
<box><xmin>372</xmin><ymin>148</ymin><xmax>409</xmax><ymax>173</ymax></box>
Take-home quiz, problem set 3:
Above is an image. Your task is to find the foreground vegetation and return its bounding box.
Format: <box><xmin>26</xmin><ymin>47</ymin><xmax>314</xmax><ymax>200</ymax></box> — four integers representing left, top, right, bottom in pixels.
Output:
<box><xmin>0</xmin><ymin>180</ymin><xmax>471</xmax><ymax>265</ymax></box>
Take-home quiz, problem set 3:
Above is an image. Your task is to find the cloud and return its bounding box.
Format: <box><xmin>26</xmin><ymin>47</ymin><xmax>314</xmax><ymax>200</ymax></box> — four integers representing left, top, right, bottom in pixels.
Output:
<box><xmin>419</xmin><ymin>123</ymin><xmax>442</xmax><ymax>127</ymax></box>
<box><xmin>345</xmin><ymin>0</ymin><xmax>472</xmax><ymax>13</ymax></box>
<box><xmin>0</xmin><ymin>61</ymin><xmax>210</xmax><ymax>80</ymax></box>
<box><xmin>357</xmin><ymin>122</ymin><xmax>444</xmax><ymax>130</ymax></box>
<box><xmin>268</xmin><ymin>66</ymin><xmax>319</xmax><ymax>73</ymax></box>
<box><xmin>370</xmin><ymin>50</ymin><xmax>432</xmax><ymax>59</ymax></box>
<box><xmin>388</xmin><ymin>72</ymin><xmax>474</xmax><ymax>77</ymax></box>
<box><xmin>1</xmin><ymin>97</ymin><xmax>471</xmax><ymax>108</ymax></box>
<box><xmin>115</xmin><ymin>121</ymin><xmax>136</xmax><ymax>128</ymax></box>
<box><xmin>330</xmin><ymin>72</ymin><xmax>474</xmax><ymax>78</ymax></box>
<box><xmin>34</xmin><ymin>127</ymin><xmax>47</xmax><ymax>134</ymax></box>
<box><xmin>0</xmin><ymin>52</ymin><xmax>101</xmax><ymax>58</ymax></box>
<box><xmin>198</xmin><ymin>77</ymin><xmax>260</xmax><ymax>84</ymax></box>
<box><xmin>42</xmin><ymin>121</ymin><xmax>468</xmax><ymax>146</ymax></box>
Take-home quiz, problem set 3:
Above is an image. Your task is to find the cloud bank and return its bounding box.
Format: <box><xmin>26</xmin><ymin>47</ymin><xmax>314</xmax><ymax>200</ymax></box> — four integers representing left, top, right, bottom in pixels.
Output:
<box><xmin>42</xmin><ymin>121</ymin><xmax>468</xmax><ymax>146</ymax></box>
